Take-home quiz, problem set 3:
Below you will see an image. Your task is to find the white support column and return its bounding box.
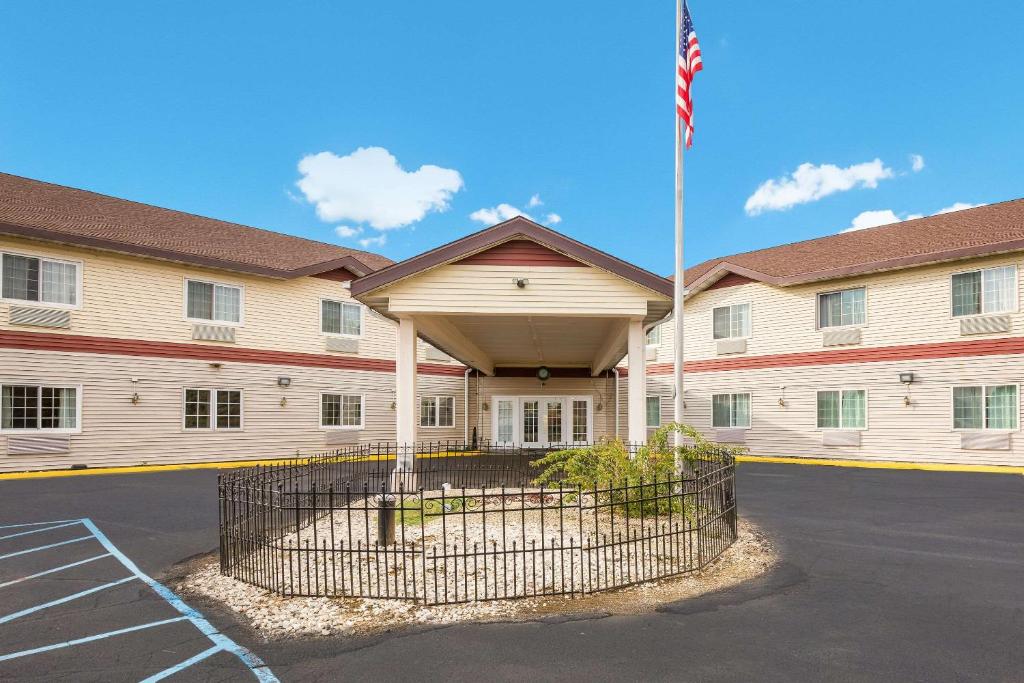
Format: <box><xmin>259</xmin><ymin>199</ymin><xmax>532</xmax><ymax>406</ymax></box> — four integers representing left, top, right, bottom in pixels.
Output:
<box><xmin>395</xmin><ymin>316</ymin><xmax>418</xmax><ymax>470</ymax></box>
<box><xmin>627</xmin><ymin>318</ymin><xmax>647</xmax><ymax>445</ymax></box>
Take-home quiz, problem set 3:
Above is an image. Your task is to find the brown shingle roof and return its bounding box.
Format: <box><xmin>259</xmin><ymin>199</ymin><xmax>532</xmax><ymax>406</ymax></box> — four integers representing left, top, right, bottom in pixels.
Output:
<box><xmin>684</xmin><ymin>198</ymin><xmax>1024</xmax><ymax>289</ymax></box>
<box><xmin>0</xmin><ymin>172</ymin><xmax>392</xmax><ymax>278</ymax></box>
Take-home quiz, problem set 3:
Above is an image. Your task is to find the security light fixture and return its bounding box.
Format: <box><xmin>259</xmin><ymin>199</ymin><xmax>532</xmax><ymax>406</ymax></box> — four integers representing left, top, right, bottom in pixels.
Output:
<box><xmin>899</xmin><ymin>372</ymin><xmax>915</xmax><ymax>385</ymax></box>
<box><xmin>277</xmin><ymin>376</ymin><xmax>292</xmax><ymax>388</ymax></box>
<box><xmin>513</xmin><ymin>277</ymin><xmax>529</xmax><ymax>288</ymax></box>
<box><xmin>209</xmin><ymin>362</ymin><xmax>223</xmax><ymax>369</ymax></box>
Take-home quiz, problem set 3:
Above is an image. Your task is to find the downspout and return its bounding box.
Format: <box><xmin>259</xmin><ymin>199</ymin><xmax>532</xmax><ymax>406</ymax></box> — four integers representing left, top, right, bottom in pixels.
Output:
<box><xmin>463</xmin><ymin>367</ymin><xmax>472</xmax><ymax>443</ymax></box>
<box><xmin>612</xmin><ymin>368</ymin><xmax>620</xmax><ymax>439</ymax></box>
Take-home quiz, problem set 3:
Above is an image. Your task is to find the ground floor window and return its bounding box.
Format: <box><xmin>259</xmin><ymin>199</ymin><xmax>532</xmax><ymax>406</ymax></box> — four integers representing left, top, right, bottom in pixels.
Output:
<box><xmin>953</xmin><ymin>385</ymin><xmax>1018</xmax><ymax>430</ymax></box>
<box><xmin>712</xmin><ymin>393</ymin><xmax>751</xmax><ymax>428</ymax></box>
<box><xmin>646</xmin><ymin>395</ymin><xmax>661</xmax><ymax>427</ymax></box>
<box><xmin>420</xmin><ymin>395</ymin><xmax>454</xmax><ymax>428</ymax></box>
<box><xmin>321</xmin><ymin>393</ymin><xmax>364</xmax><ymax>429</ymax></box>
<box><xmin>817</xmin><ymin>389</ymin><xmax>866</xmax><ymax>429</ymax></box>
<box><xmin>492</xmin><ymin>396</ymin><xmax>592</xmax><ymax>445</ymax></box>
<box><xmin>1</xmin><ymin>384</ymin><xmax>79</xmax><ymax>431</ymax></box>
<box><xmin>184</xmin><ymin>388</ymin><xmax>242</xmax><ymax>430</ymax></box>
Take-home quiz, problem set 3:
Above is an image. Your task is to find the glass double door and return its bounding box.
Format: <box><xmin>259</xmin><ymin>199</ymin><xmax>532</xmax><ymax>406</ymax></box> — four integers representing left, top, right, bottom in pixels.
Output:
<box><xmin>493</xmin><ymin>396</ymin><xmax>592</xmax><ymax>447</ymax></box>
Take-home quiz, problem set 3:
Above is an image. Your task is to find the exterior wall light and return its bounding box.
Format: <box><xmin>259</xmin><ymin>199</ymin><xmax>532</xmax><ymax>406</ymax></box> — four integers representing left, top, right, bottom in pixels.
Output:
<box><xmin>130</xmin><ymin>377</ymin><xmax>140</xmax><ymax>405</ymax></box>
<box><xmin>513</xmin><ymin>277</ymin><xmax>529</xmax><ymax>288</ymax></box>
<box><xmin>277</xmin><ymin>376</ymin><xmax>292</xmax><ymax>387</ymax></box>
<box><xmin>778</xmin><ymin>385</ymin><xmax>786</xmax><ymax>407</ymax></box>
<box><xmin>900</xmin><ymin>373</ymin><xmax>915</xmax><ymax>406</ymax></box>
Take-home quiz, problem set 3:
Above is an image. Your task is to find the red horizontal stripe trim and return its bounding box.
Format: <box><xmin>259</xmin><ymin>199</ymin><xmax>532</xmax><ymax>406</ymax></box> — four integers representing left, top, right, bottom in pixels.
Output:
<box><xmin>633</xmin><ymin>336</ymin><xmax>1024</xmax><ymax>376</ymax></box>
<box><xmin>0</xmin><ymin>330</ymin><xmax>466</xmax><ymax>376</ymax></box>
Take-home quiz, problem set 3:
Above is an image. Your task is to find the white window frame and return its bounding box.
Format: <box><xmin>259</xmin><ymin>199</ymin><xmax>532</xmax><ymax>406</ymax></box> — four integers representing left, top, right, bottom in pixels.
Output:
<box><xmin>949</xmin><ymin>265</ymin><xmax>1019</xmax><ymax>318</ymax></box>
<box><xmin>949</xmin><ymin>384</ymin><xmax>1020</xmax><ymax>432</ymax></box>
<box><xmin>646</xmin><ymin>395</ymin><xmax>662</xmax><ymax>428</ymax></box>
<box><xmin>490</xmin><ymin>395</ymin><xmax>593</xmax><ymax>446</ymax></box>
<box><xmin>319</xmin><ymin>391</ymin><xmax>365</xmax><ymax>430</ymax></box>
<box><xmin>711</xmin><ymin>392</ymin><xmax>752</xmax><ymax>429</ymax></box>
<box><xmin>420</xmin><ymin>394</ymin><xmax>455</xmax><ymax>428</ymax></box>
<box><xmin>0</xmin><ymin>382</ymin><xmax>82</xmax><ymax>434</ymax></box>
<box><xmin>183</xmin><ymin>278</ymin><xmax>245</xmax><ymax>326</ymax></box>
<box><xmin>645</xmin><ymin>324</ymin><xmax>662</xmax><ymax>347</ymax></box>
<box><xmin>711</xmin><ymin>302</ymin><xmax>752</xmax><ymax>340</ymax></box>
<box><xmin>815</xmin><ymin>388</ymin><xmax>868</xmax><ymax>431</ymax></box>
<box><xmin>181</xmin><ymin>387</ymin><xmax>244</xmax><ymax>431</ymax></box>
<box><xmin>0</xmin><ymin>250</ymin><xmax>83</xmax><ymax>310</ymax></box>
<box><xmin>319</xmin><ymin>298</ymin><xmax>364</xmax><ymax>338</ymax></box>
<box><xmin>815</xmin><ymin>287</ymin><xmax>867</xmax><ymax>330</ymax></box>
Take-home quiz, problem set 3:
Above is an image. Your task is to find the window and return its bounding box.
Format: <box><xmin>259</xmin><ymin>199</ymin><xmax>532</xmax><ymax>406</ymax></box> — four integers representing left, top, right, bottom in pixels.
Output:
<box><xmin>1</xmin><ymin>384</ymin><xmax>79</xmax><ymax>432</ymax></box>
<box><xmin>572</xmin><ymin>399</ymin><xmax>588</xmax><ymax>441</ymax></box>
<box><xmin>646</xmin><ymin>325</ymin><xmax>661</xmax><ymax>346</ymax></box>
<box><xmin>1</xmin><ymin>252</ymin><xmax>78</xmax><ymax>306</ymax></box>
<box><xmin>321</xmin><ymin>300</ymin><xmax>362</xmax><ymax>336</ymax></box>
<box><xmin>420</xmin><ymin>395</ymin><xmax>454</xmax><ymax>428</ymax></box>
<box><xmin>816</xmin><ymin>390</ymin><xmax>866</xmax><ymax>430</ymax></box>
<box><xmin>953</xmin><ymin>385</ymin><xmax>1018</xmax><ymax>430</ymax></box>
<box><xmin>186</xmin><ymin>279</ymin><xmax>241</xmax><ymax>324</ymax></box>
<box><xmin>183</xmin><ymin>389</ymin><xmax>242</xmax><ymax>430</ymax></box>
<box><xmin>646</xmin><ymin>395</ymin><xmax>661</xmax><ymax>428</ymax></box>
<box><xmin>712</xmin><ymin>393</ymin><xmax>751</xmax><ymax>428</ymax></box>
<box><xmin>817</xmin><ymin>288</ymin><xmax>866</xmax><ymax>328</ymax></box>
<box><xmin>712</xmin><ymin>304</ymin><xmax>751</xmax><ymax>339</ymax></box>
<box><xmin>951</xmin><ymin>266</ymin><xmax>1017</xmax><ymax>317</ymax></box>
<box><xmin>321</xmin><ymin>393</ymin><xmax>364</xmax><ymax>429</ymax></box>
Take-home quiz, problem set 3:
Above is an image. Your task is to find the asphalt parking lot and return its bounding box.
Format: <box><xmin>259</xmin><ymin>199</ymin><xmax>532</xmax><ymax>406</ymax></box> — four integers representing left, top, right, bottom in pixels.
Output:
<box><xmin>1</xmin><ymin>462</ymin><xmax>1022</xmax><ymax>681</ymax></box>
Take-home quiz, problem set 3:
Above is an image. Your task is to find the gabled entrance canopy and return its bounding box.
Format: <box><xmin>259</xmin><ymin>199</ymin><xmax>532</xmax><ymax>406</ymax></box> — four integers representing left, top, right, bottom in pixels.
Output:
<box><xmin>351</xmin><ymin>217</ymin><xmax>672</xmax><ymax>453</ymax></box>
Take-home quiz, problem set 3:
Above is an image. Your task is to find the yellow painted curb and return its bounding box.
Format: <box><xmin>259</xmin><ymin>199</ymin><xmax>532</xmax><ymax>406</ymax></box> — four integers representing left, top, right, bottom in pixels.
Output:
<box><xmin>0</xmin><ymin>450</ymin><xmax>487</xmax><ymax>480</ymax></box>
<box><xmin>736</xmin><ymin>454</ymin><xmax>1024</xmax><ymax>475</ymax></box>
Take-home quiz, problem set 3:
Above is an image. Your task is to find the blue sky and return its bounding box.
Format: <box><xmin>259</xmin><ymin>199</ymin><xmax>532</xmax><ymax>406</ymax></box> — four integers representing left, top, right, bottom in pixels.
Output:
<box><xmin>2</xmin><ymin>1</ymin><xmax>1022</xmax><ymax>275</ymax></box>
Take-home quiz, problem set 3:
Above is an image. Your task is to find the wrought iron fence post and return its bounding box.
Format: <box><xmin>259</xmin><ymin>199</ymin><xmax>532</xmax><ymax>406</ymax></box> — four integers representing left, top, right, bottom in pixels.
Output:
<box><xmin>377</xmin><ymin>478</ymin><xmax>396</xmax><ymax>546</ymax></box>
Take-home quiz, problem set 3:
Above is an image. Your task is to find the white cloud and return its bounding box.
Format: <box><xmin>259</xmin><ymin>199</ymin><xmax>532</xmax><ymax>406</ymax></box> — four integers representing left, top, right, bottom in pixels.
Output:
<box><xmin>296</xmin><ymin>147</ymin><xmax>464</xmax><ymax>230</ymax></box>
<box><xmin>358</xmin><ymin>233</ymin><xmax>387</xmax><ymax>249</ymax></box>
<box><xmin>744</xmin><ymin>159</ymin><xmax>894</xmax><ymax>216</ymax></box>
<box><xmin>545</xmin><ymin>213</ymin><xmax>562</xmax><ymax>225</ymax></box>
<box><xmin>470</xmin><ymin>203</ymin><xmax>532</xmax><ymax>225</ymax></box>
<box><xmin>936</xmin><ymin>202</ymin><xmax>980</xmax><ymax>214</ymax></box>
<box><xmin>527</xmin><ymin>194</ymin><xmax>543</xmax><ymax>208</ymax></box>
<box><xmin>910</xmin><ymin>154</ymin><xmax>925</xmax><ymax>172</ymax></box>
<box><xmin>333</xmin><ymin>225</ymin><xmax>362</xmax><ymax>238</ymax></box>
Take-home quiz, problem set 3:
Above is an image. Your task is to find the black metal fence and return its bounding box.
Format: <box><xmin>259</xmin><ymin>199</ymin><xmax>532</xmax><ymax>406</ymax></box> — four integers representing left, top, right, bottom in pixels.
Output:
<box><xmin>219</xmin><ymin>441</ymin><xmax>737</xmax><ymax>605</ymax></box>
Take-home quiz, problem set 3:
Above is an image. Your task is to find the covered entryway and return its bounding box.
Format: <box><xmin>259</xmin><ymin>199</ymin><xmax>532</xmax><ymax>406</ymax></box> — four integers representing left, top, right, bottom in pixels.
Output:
<box><xmin>350</xmin><ymin>217</ymin><xmax>674</xmax><ymax>465</ymax></box>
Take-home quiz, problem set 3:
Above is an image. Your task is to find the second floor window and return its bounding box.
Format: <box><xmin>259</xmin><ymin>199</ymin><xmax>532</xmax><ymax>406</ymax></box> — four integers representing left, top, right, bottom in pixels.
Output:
<box><xmin>953</xmin><ymin>385</ymin><xmax>1018</xmax><ymax>430</ymax></box>
<box><xmin>817</xmin><ymin>389</ymin><xmax>866</xmax><ymax>429</ymax></box>
<box><xmin>186</xmin><ymin>280</ymin><xmax>241</xmax><ymax>324</ymax></box>
<box><xmin>322</xmin><ymin>300</ymin><xmax>362</xmax><ymax>336</ymax></box>
<box><xmin>184</xmin><ymin>388</ymin><xmax>242</xmax><ymax>430</ymax></box>
<box><xmin>951</xmin><ymin>265</ymin><xmax>1017</xmax><ymax>317</ymax></box>
<box><xmin>713</xmin><ymin>303</ymin><xmax>750</xmax><ymax>339</ymax></box>
<box><xmin>420</xmin><ymin>395</ymin><xmax>455</xmax><ymax>427</ymax></box>
<box><xmin>712</xmin><ymin>393</ymin><xmax>751</xmax><ymax>428</ymax></box>
<box><xmin>645</xmin><ymin>325</ymin><xmax>661</xmax><ymax>346</ymax></box>
<box><xmin>817</xmin><ymin>287</ymin><xmax>865</xmax><ymax>328</ymax></box>
<box><xmin>1</xmin><ymin>253</ymin><xmax>78</xmax><ymax>306</ymax></box>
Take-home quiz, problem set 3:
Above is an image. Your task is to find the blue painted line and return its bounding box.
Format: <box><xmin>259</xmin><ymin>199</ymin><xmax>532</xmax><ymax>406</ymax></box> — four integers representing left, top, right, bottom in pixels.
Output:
<box><xmin>0</xmin><ymin>520</ymin><xmax>82</xmax><ymax>541</ymax></box>
<box><xmin>0</xmin><ymin>519</ymin><xmax>81</xmax><ymax>530</ymax></box>
<box><xmin>0</xmin><ymin>554</ymin><xmax>113</xmax><ymax>589</ymax></box>
<box><xmin>79</xmin><ymin>519</ymin><xmax>278</xmax><ymax>682</ymax></box>
<box><xmin>0</xmin><ymin>575</ymin><xmax>137</xmax><ymax>625</ymax></box>
<box><xmin>0</xmin><ymin>616</ymin><xmax>189</xmax><ymax>662</ymax></box>
<box><xmin>138</xmin><ymin>644</ymin><xmax>223</xmax><ymax>682</ymax></box>
<box><xmin>0</xmin><ymin>535</ymin><xmax>92</xmax><ymax>560</ymax></box>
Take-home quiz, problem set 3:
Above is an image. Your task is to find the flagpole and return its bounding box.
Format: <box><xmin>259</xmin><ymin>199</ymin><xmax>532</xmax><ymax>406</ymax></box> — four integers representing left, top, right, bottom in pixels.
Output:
<box><xmin>673</xmin><ymin>0</ymin><xmax>686</xmax><ymax>444</ymax></box>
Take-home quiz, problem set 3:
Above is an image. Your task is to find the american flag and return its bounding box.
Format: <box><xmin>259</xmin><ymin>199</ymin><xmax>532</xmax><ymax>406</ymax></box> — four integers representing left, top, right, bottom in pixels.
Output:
<box><xmin>677</xmin><ymin>1</ymin><xmax>703</xmax><ymax>148</ymax></box>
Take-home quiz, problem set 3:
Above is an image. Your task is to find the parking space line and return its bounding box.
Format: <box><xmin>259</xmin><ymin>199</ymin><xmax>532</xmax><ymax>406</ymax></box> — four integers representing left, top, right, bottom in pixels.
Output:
<box><xmin>139</xmin><ymin>644</ymin><xmax>223</xmax><ymax>682</ymax></box>
<box><xmin>0</xmin><ymin>521</ymin><xmax>83</xmax><ymax>541</ymax></box>
<box><xmin>0</xmin><ymin>575</ymin><xmax>137</xmax><ymax>625</ymax></box>
<box><xmin>0</xmin><ymin>616</ymin><xmax>190</xmax><ymax>662</ymax></box>
<box><xmin>0</xmin><ymin>520</ymin><xmax>83</xmax><ymax>530</ymax></box>
<box><xmin>0</xmin><ymin>536</ymin><xmax>93</xmax><ymax>560</ymax></box>
<box><xmin>0</xmin><ymin>554</ymin><xmax>113</xmax><ymax>589</ymax></box>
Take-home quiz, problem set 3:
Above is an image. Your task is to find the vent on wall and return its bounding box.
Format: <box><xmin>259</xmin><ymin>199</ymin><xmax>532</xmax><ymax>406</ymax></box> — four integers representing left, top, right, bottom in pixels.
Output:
<box><xmin>9</xmin><ymin>306</ymin><xmax>71</xmax><ymax>329</ymax></box>
<box><xmin>425</xmin><ymin>346</ymin><xmax>451</xmax><ymax>362</ymax></box>
<box><xmin>715</xmin><ymin>428</ymin><xmax>747</xmax><ymax>444</ymax></box>
<box><xmin>192</xmin><ymin>324</ymin><xmax>236</xmax><ymax>343</ymax></box>
<box><xmin>822</xmin><ymin>327</ymin><xmax>861</xmax><ymax>347</ymax></box>
<box><xmin>325</xmin><ymin>430</ymin><xmax>360</xmax><ymax>445</ymax></box>
<box><xmin>325</xmin><ymin>337</ymin><xmax>359</xmax><ymax>353</ymax></box>
<box><xmin>7</xmin><ymin>434</ymin><xmax>71</xmax><ymax>455</ymax></box>
<box><xmin>822</xmin><ymin>430</ymin><xmax>861</xmax><ymax>446</ymax></box>
<box><xmin>716</xmin><ymin>339</ymin><xmax>747</xmax><ymax>355</ymax></box>
<box><xmin>960</xmin><ymin>431</ymin><xmax>1011</xmax><ymax>450</ymax></box>
<box><xmin>960</xmin><ymin>315</ymin><xmax>1011</xmax><ymax>336</ymax></box>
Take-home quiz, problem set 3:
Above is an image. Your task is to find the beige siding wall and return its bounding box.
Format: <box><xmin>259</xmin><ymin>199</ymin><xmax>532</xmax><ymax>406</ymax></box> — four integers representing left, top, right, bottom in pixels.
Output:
<box><xmin>0</xmin><ymin>236</ymin><xmax>460</xmax><ymax>369</ymax></box>
<box><xmin>377</xmin><ymin>264</ymin><xmax>661</xmax><ymax>316</ymax></box>
<box><xmin>0</xmin><ymin>349</ymin><xmax>464</xmax><ymax>472</ymax></box>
